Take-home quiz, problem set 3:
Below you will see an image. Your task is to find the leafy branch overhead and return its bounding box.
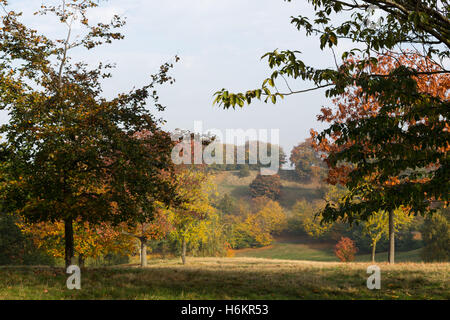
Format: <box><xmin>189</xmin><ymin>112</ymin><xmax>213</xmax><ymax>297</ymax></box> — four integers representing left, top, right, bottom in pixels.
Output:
<box><xmin>214</xmin><ymin>0</ymin><xmax>449</xmax><ymax>109</ymax></box>
<box><xmin>214</xmin><ymin>0</ymin><xmax>449</xmax><ymax>223</ymax></box>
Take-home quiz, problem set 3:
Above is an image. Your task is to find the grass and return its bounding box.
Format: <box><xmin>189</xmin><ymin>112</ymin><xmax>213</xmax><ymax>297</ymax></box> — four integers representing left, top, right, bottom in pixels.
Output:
<box><xmin>214</xmin><ymin>170</ymin><xmax>323</xmax><ymax>210</ymax></box>
<box><xmin>234</xmin><ymin>241</ymin><xmax>424</xmax><ymax>263</ymax></box>
<box><xmin>234</xmin><ymin>242</ymin><xmax>337</xmax><ymax>261</ymax></box>
<box><xmin>0</xmin><ymin>258</ymin><xmax>448</xmax><ymax>300</ymax></box>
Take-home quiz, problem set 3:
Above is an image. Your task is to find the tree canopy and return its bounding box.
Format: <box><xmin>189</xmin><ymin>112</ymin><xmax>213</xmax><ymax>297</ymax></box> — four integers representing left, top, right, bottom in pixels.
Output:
<box><xmin>213</xmin><ymin>0</ymin><xmax>449</xmax><ymax>223</ymax></box>
<box><xmin>0</xmin><ymin>0</ymin><xmax>179</xmax><ymax>266</ymax></box>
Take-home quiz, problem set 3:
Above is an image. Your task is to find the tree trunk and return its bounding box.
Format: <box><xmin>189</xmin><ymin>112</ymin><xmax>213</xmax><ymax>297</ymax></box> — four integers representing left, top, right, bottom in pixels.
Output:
<box><xmin>371</xmin><ymin>241</ymin><xmax>377</xmax><ymax>263</ymax></box>
<box><xmin>181</xmin><ymin>237</ymin><xmax>186</xmax><ymax>265</ymax></box>
<box><xmin>161</xmin><ymin>242</ymin><xmax>166</xmax><ymax>260</ymax></box>
<box><xmin>388</xmin><ymin>210</ymin><xmax>395</xmax><ymax>264</ymax></box>
<box><xmin>140</xmin><ymin>239</ymin><xmax>147</xmax><ymax>267</ymax></box>
<box><xmin>64</xmin><ymin>218</ymin><xmax>75</xmax><ymax>268</ymax></box>
<box><xmin>78</xmin><ymin>254</ymin><xmax>85</xmax><ymax>268</ymax></box>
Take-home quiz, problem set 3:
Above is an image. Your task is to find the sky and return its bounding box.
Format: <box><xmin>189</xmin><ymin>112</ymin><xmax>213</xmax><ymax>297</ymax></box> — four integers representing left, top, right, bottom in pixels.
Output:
<box><xmin>3</xmin><ymin>0</ymin><xmax>351</xmax><ymax>162</ymax></box>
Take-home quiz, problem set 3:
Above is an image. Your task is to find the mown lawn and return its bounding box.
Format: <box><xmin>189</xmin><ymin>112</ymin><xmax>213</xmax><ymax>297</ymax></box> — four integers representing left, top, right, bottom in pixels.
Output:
<box><xmin>234</xmin><ymin>242</ymin><xmax>423</xmax><ymax>263</ymax></box>
<box><xmin>0</xmin><ymin>258</ymin><xmax>448</xmax><ymax>300</ymax></box>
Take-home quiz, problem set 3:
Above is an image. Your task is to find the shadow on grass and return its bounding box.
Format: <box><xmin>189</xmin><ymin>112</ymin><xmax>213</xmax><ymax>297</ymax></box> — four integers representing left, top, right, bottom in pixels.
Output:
<box><xmin>0</xmin><ymin>263</ymin><xmax>448</xmax><ymax>300</ymax></box>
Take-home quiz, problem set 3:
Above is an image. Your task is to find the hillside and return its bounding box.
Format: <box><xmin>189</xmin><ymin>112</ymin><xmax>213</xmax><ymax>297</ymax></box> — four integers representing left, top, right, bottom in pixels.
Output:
<box><xmin>213</xmin><ymin>169</ymin><xmax>323</xmax><ymax>210</ymax></box>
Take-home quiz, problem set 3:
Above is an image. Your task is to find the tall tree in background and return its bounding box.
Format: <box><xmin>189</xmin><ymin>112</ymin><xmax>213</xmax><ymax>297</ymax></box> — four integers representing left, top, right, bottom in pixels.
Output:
<box><xmin>214</xmin><ymin>0</ymin><xmax>449</xmax><ymax>263</ymax></box>
<box><xmin>167</xmin><ymin>169</ymin><xmax>216</xmax><ymax>265</ymax></box>
<box><xmin>249</xmin><ymin>174</ymin><xmax>282</xmax><ymax>200</ymax></box>
<box><xmin>0</xmin><ymin>0</ymin><xmax>178</xmax><ymax>267</ymax></box>
<box><xmin>290</xmin><ymin>138</ymin><xmax>326</xmax><ymax>182</ymax></box>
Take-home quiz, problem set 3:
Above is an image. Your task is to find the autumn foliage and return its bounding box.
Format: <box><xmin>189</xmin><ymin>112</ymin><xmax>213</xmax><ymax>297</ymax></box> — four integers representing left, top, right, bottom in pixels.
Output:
<box><xmin>334</xmin><ymin>237</ymin><xmax>358</xmax><ymax>262</ymax></box>
<box><xmin>249</xmin><ymin>174</ymin><xmax>282</xmax><ymax>200</ymax></box>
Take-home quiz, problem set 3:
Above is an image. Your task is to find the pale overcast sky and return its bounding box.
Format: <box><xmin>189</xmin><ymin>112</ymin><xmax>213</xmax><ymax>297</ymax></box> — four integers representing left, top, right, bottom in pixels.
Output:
<box><xmin>3</xmin><ymin>0</ymin><xmax>351</xmax><ymax>158</ymax></box>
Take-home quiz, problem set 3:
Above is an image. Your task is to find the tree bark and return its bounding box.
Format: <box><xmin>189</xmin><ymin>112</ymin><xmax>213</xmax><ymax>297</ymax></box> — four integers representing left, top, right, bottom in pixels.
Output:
<box><xmin>140</xmin><ymin>238</ymin><xmax>147</xmax><ymax>268</ymax></box>
<box><xmin>78</xmin><ymin>254</ymin><xmax>85</xmax><ymax>268</ymax></box>
<box><xmin>181</xmin><ymin>237</ymin><xmax>186</xmax><ymax>265</ymax></box>
<box><xmin>371</xmin><ymin>241</ymin><xmax>377</xmax><ymax>263</ymax></box>
<box><xmin>64</xmin><ymin>218</ymin><xmax>75</xmax><ymax>268</ymax></box>
<box><xmin>388</xmin><ymin>210</ymin><xmax>395</xmax><ymax>264</ymax></box>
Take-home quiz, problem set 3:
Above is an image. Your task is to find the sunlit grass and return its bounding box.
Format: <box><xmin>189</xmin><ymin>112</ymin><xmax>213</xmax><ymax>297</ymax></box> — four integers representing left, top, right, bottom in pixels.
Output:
<box><xmin>1</xmin><ymin>257</ymin><xmax>448</xmax><ymax>300</ymax></box>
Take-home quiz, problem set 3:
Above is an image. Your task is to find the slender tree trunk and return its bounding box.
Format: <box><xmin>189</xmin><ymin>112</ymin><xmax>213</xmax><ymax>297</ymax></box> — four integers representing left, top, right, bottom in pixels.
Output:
<box><xmin>371</xmin><ymin>241</ymin><xmax>377</xmax><ymax>263</ymax></box>
<box><xmin>64</xmin><ymin>218</ymin><xmax>75</xmax><ymax>268</ymax></box>
<box><xmin>161</xmin><ymin>241</ymin><xmax>166</xmax><ymax>260</ymax></box>
<box><xmin>388</xmin><ymin>210</ymin><xmax>395</xmax><ymax>264</ymax></box>
<box><xmin>78</xmin><ymin>254</ymin><xmax>85</xmax><ymax>268</ymax></box>
<box><xmin>140</xmin><ymin>239</ymin><xmax>147</xmax><ymax>267</ymax></box>
<box><xmin>181</xmin><ymin>237</ymin><xmax>186</xmax><ymax>265</ymax></box>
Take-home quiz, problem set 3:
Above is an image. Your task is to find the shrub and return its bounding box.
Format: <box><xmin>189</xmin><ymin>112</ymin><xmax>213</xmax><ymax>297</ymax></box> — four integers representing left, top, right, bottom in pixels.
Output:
<box><xmin>249</xmin><ymin>174</ymin><xmax>282</xmax><ymax>200</ymax></box>
<box><xmin>238</xmin><ymin>165</ymin><xmax>251</xmax><ymax>178</ymax></box>
<box><xmin>334</xmin><ymin>237</ymin><xmax>358</xmax><ymax>262</ymax></box>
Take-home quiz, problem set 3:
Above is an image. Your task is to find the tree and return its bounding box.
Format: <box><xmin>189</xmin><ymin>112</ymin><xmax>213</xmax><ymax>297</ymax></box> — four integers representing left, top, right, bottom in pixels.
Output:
<box><xmin>246</xmin><ymin>199</ymin><xmax>287</xmax><ymax>246</ymax></box>
<box><xmin>121</xmin><ymin>209</ymin><xmax>173</xmax><ymax>267</ymax></box>
<box><xmin>421</xmin><ymin>208</ymin><xmax>450</xmax><ymax>262</ymax></box>
<box><xmin>167</xmin><ymin>169</ymin><xmax>216</xmax><ymax>265</ymax></box>
<box><xmin>213</xmin><ymin>1</ymin><xmax>449</xmax><ymax>263</ymax></box>
<box><xmin>249</xmin><ymin>174</ymin><xmax>282</xmax><ymax>200</ymax></box>
<box><xmin>215</xmin><ymin>193</ymin><xmax>236</xmax><ymax>215</ymax></box>
<box><xmin>289</xmin><ymin>200</ymin><xmax>332</xmax><ymax>238</ymax></box>
<box><xmin>335</xmin><ymin>237</ymin><xmax>358</xmax><ymax>262</ymax></box>
<box><xmin>362</xmin><ymin>207</ymin><xmax>414</xmax><ymax>262</ymax></box>
<box><xmin>0</xmin><ymin>1</ymin><xmax>178</xmax><ymax>267</ymax></box>
<box><xmin>19</xmin><ymin>219</ymin><xmax>134</xmax><ymax>267</ymax></box>
<box><xmin>290</xmin><ymin>138</ymin><xmax>326</xmax><ymax>182</ymax></box>
<box><xmin>238</xmin><ymin>165</ymin><xmax>251</xmax><ymax>178</ymax></box>
<box><xmin>0</xmin><ymin>213</ymin><xmax>53</xmax><ymax>265</ymax></box>
<box><xmin>311</xmin><ymin>52</ymin><xmax>448</xmax><ymax>264</ymax></box>
<box><xmin>229</xmin><ymin>198</ymin><xmax>287</xmax><ymax>248</ymax></box>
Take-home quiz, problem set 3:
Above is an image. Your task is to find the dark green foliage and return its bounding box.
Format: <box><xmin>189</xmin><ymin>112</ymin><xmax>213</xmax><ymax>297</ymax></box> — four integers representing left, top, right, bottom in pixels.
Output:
<box><xmin>249</xmin><ymin>174</ymin><xmax>282</xmax><ymax>200</ymax></box>
<box><xmin>421</xmin><ymin>209</ymin><xmax>450</xmax><ymax>262</ymax></box>
<box><xmin>238</xmin><ymin>165</ymin><xmax>251</xmax><ymax>178</ymax></box>
<box><xmin>0</xmin><ymin>214</ymin><xmax>54</xmax><ymax>265</ymax></box>
<box><xmin>216</xmin><ymin>193</ymin><xmax>236</xmax><ymax>215</ymax></box>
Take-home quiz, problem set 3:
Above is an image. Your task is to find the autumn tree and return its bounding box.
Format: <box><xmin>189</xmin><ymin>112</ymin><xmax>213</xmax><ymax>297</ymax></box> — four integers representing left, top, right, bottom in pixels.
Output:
<box><xmin>249</xmin><ymin>174</ymin><xmax>282</xmax><ymax>200</ymax></box>
<box><xmin>290</xmin><ymin>138</ymin><xmax>326</xmax><ymax>182</ymax></box>
<box><xmin>19</xmin><ymin>219</ymin><xmax>134</xmax><ymax>267</ymax></box>
<box><xmin>289</xmin><ymin>200</ymin><xmax>332</xmax><ymax>238</ymax></box>
<box><xmin>227</xmin><ymin>197</ymin><xmax>287</xmax><ymax>248</ymax></box>
<box><xmin>167</xmin><ymin>169</ymin><xmax>216</xmax><ymax>265</ymax></box>
<box><xmin>213</xmin><ymin>1</ymin><xmax>449</xmax><ymax>264</ymax></box>
<box><xmin>335</xmin><ymin>237</ymin><xmax>358</xmax><ymax>262</ymax></box>
<box><xmin>311</xmin><ymin>52</ymin><xmax>448</xmax><ymax>264</ymax></box>
<box><xmin>362</xmin><ymin>207</ymin><xmax>414</xmax><ymax>262</ymax></box>
<box><xmin>121</xmin><ymin>209</ymin><xmax>173</xmax><ymax>267</ymax></box>
<box><xmin>0</xmin><ymin>1</ymin><xmax>178</xmax><ymax>267</ymax></box>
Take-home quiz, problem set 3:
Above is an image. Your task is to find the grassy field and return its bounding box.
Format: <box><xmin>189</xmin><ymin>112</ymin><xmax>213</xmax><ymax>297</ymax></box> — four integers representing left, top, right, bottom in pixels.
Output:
<box><xmin>214</xmin><ymin>170</ymin><xmax>322</xmax><ymax>209</ymax></box>
<box><xmin>0</xmin><ymin>258</ymin><xmax>448</xmax><ymax>300</ymax></box>
<box><xmin>234</xmin><ymin>241</ymin><xmax>423</xmax><ymax>263</ymax></box>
